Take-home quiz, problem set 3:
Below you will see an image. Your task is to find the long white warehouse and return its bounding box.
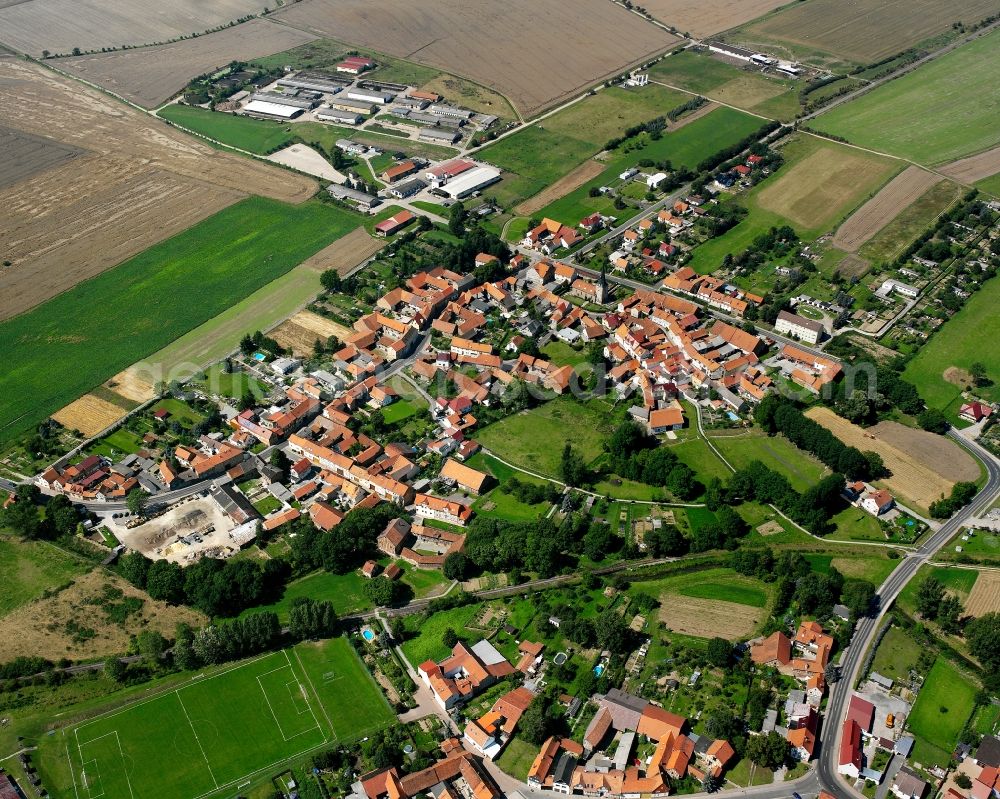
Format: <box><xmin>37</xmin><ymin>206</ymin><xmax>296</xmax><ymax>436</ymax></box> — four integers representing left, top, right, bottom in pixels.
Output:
<box><xmin>441</xmin><ymin>166</ymin><xmax>501</xmax><ymax>199</ymax></box>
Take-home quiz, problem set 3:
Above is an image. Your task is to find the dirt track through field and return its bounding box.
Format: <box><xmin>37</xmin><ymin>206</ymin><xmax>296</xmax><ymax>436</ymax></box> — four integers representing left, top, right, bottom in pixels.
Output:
<box><xmin>515</xmin><ymin>160</ymin><xmax>606</xmax><ymax>215</ymax></box>
<box><xmin>966</xmin><ymin>571</ymin><xmax>1000</xmax><ymax>617</ymax></box>
<box><xmin>641</xmin><ymin>0</ymin><xmax>789</xmax><ymax>38</ymax></box>
<box><xmin>51</xmin><ymin>394</ymin><xmax>129</xmax><ymax>437</ymax></box>
<box><xmin>940</xmin><ymin>145</ymin><xmax>1000</xmax><ymax>184</ymax></box>
<box><xmin>274</xmin><ymin>0</ymin><xmax>678</xmax><ymax>116</ymax></box>
<box><xmin>61</xmin><ymin>19</ymin><xmax>317</xmax><ymax>108</ymax></box>
<box><xmin>659</xmin><ymin>595</ymin><xmax>763</xmax><ymax>639</ymax></box>
<box><xmin>0</xmin><ymin>60</ymin><xmax>315</xmax><ymax>321</ymax></box>
<box><xmin>804</xmin><ymin>407</ymin><xmax>979</xmax><ymax>509</ymax></box>
<box><xmin>833</xmin><ymin>166</ymin><xmax>942</xmax><ymax>252</ymax></box>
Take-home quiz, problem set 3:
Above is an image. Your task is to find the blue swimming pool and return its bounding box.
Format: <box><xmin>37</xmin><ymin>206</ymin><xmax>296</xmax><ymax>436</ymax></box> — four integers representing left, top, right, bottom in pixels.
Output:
<box><xmin>594</xmin><ymin>663</ymin><xmax>605</xmax><ymax>677</ymax></box>
<box><xmin>252</xmin><ymin>352</ymin><xmax>266</xmax><ymax>362</ymax></box>
<box><xmin>727</xmin><ymin>412</ymin><xmax>739</xmax><ymax>421</ymax></box>
<box><xmin>362</xmin><ymin>628</ymin><xmax>376</xmax><ymax>642</ymax></box>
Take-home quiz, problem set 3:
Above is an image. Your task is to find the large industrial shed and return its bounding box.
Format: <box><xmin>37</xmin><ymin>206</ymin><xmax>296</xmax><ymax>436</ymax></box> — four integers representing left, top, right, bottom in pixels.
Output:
<box><xmin>441</xmin><ymin>166</ymin><xmax>501</xmax><ymax>199</ymax></box>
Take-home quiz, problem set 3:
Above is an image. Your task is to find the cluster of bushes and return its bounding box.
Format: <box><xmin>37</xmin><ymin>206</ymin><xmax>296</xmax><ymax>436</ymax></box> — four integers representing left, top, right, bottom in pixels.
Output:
<box><xmin>729</xmin><ymin>460</ymin><xmax>846</xmax><ymax>535</ymax></box>
<box><xmin>929</xmin><ymin>481</ymin><xmax>978</xmax><ymax>519</ymax></box>
<box><xmin>755</xmin><ymin>395</ymin><xmax>879</xmax><ymax>481</ymax></box>
<box><xmin>500</xmin><ymin>476</ymin><xmax>562</xmax><ymax>506</ymax></box>
<box><xmin>603</xmin><ymin>96</ymin><xmax>707</xmax><ymax>150</ymax></box>
<box><xmin>2</xmin><ymin>486</ymin><xmax>84</xmax><ymax>542</ymax></box>
<box><xmin>604</xmin><ymin>420</ymin><xmax>701</xmax><ymax>499</ymax></box>
<box><xmin>464</xmin><ymin>511</ymin><xmax>602</xmax><ymax>577</ymax></box>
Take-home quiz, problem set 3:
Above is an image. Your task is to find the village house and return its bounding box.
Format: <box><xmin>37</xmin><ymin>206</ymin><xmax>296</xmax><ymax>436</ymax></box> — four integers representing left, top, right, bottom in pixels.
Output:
<box><xmin>418</xmin><ymin>640</ymin><xmax>514</xmax><ymax>710</ymax></box>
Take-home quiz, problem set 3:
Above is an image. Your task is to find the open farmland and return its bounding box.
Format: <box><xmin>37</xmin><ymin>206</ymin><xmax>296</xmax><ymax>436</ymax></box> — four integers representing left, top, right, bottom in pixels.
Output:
<box><xmin>639</xmin><ymin>0</ymin><xmax>791</xmax><ymax>38</ymax></box>
<box><xmin>859</xmin><ymin>178</ymin><xmax>962</xmax><ymax>263</ymax></box>
<box><xmin>816</xmin><ymin>29</ymin><xmax>1000</xmax><ymax>165</ymax></box>
<box><xmin>804</xmin><ymin>407</ymin><xmax>979</xmax><ymax>510</ymax></box>
<box><xmin>729</xmin><ymin>0</ymin><xmax>1000</xmax><ymax>67</ymax></box>
<box><xmin>51</xmin><ymin>395</ymin><xmax>130</xmax><ymax>438</ymax></box>
<box><xmin>514</xmin><ymin>160</ymin><xmax>606</xmax><ymax>216</ymax></box>
<box><xmin>833</xmin><ymin>167</ymin><xmax>944</xmax><ymax>252</ymax></box>
<box><xmin>270</xmin><ymin>310</ymin><xmax>354</xmax><ymax>357</ymax></box>
<box><xmin>0</xmin><ymin>125</ymin><xmax>82</xmax><ymax>189</ymax></box>
<box><xmin>0</xmin><ymin>197</ymin><xmax>362</xmax><ymax>446</ymax></box>
<box><xmin>0</xmin><ymin>536</ymin><xmax>89</xmax><ymax>618</ymax></box>
<box><xmin>659</xmin><ymin>596</ymin><xmax>764</xmax><ymax>639</ymax></box>
<box><xmin>61</xmin><ymin>19</ymin><xmax>317</xmax><ymax>108</ymax></box>
<box><xmin>966</xmin><ymin>571</ymin><xmax>1000</xmax><ymax>617</ymax></box>
<box><xmin>0</xmin><ymin>0</ymin><xmax>272</xmax><ymax>56</ymax></box>
<box><xmin>274</xmin><ymin>0</ymin><xmax>678</xmax><ymax>117</ymax></box>
<box><xmin>0</xmin><ymin>60</ymin><xmax>315</xmax><ymax>321</ymax></box>
<box><xmin>754</xmin><ymin>135</ymin><xmax>899</xmax><ymax>233</ymax></box>
<box><xmin>940</xmin><ymin>145</ymin><xmax>1000</xmax><ymax>184</ymax></box>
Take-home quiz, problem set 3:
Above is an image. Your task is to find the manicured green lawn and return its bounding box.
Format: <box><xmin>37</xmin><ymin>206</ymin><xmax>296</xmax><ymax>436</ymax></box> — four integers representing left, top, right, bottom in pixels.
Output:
<box><xmin>0</xmin><ymin>536</ymin><xmax>89</xmax><ymax>617</ymax></box>
<box><xmin>88</xmin><ymin>428</ymin><xmax>145</xmax><ymax>459</ymax></box>
<box><xmin>541</xmin><ymin>340</ymin><xmax>589</xmax><ymax>367</ymax></box>
<box><xmin>382</xmin><ymin>399</ymin><xmax>423</xmax><ymax>425</ymax></box>
<box><xmin>816</xmin><ymin>29</ymin><xmax>1000</xmax><ymax>165</ymax></box>
<box><xmin>827</xmin><ymin>505</ymin><xmax>887</xmax><ymax>542</ymax></box>
<box><xmin>474</xmin><ymin>486</ymin><xmax>551</xmax><ymax>522</ymax></box>
<box><xmin>193</xmin><ymin>363</ymin><xmax>270</xmax><ymax>401</ymax></box>
<box><xmin>0</xmin><ymin>197</ymin><xmax>362</xmax><ymax>446</ymax></box>
<box><xmin>243</xmin><ymin>569</ymin><xmax>372</xmax><ymax>622</ymax></box>
<box><xmin>902</xmin><ymin>276</ymin><xmax>1000</xmax><ymax>410</ymax></box>
<box><xmin>496</xmin><ymin>737</ymin><xmax>539</xmax><ymax>780</ymax></box>
<box><xmin>707</xmin><ymin>431</ymin><xmax>828</xmax><ymax>492</ymax></box>
<box><xmin>152</xmin><ymin>398</ymin><xmax>205</xmax><ymax>425</ymax></box>
<box><xmin>908</xmin><ymin>656</ymin><xmax>978</xmax><ymax>766</ymax></box>
<box><xmin>252</xmin><ymin>496</ymin><xmax>282</xmax><ymax>516</ymax></box>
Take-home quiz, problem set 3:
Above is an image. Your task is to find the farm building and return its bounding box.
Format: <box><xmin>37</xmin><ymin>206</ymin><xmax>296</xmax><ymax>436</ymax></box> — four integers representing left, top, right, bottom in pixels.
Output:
<box><xmin>425</xmin><ymin>158</ymin><xmax>476</xmax><ymax>185</ymax></box>
<box><xmin>277</xmin><ymin>73</ymin><xmax>348</xmax><ymax>93</ymax></box>
<box><xmin>428</xmin><ymin>104</ymin><xmax>474</xmax><ymax>120</ymax></box>
<box><xmin>347</xmin><ymin>88</ymin><xmax>395</xmax><ymax>105</ymax></box>
<box><xmin>316</xmin><ymin>107</ymin><xmax>364</xmax><ymax>125</ymax></box>
<box><xmin>327</xmin><ymin>184</ymin><xmax>381</xmax><ymax>210</ymax></box>
<box><xmin>335</xmin><ymin>139</ymin><xmax>368</xmax><ymax>155</ymax></box>
<box><xmin>440</xmin><ymin>166</ymin><xmax>501</xmax><ymax>199</ymax></box>
<box><xmin>242</xmin><ymin>100</ymin><xmax>303</xmax><ymax>119</ymax></box>
<box><xmin>336</xmin><ymin>56</ymin><xmax>375</xmax><ymax>75</ymax></box>
<box><xmin>388</xmin><ymin>178</ymin><xmax>428</xmax><ymax>199</ymax></box>
<box><xmin>706</xmin><ymin>41</ymin><xmax>757</xmax><ymax>62</ymax></box>
<box><xmin>327</xmin><ymin>97</ymin><xmax>378</xmax><ymax>115</ymax></box>
<box><xmin>419</xmin><ymin>128</ymin><xmax>462</xmax><ymax>145</ymax></box>
<box><xmin>249</xmin><ymin>91</ymin><xmax>317</xmax><ymax>110</ymax></box>
<box><xmin>381</xmin><ymin>160</ymin><xmax>419</xmax><ymax>183</ymax></box>
<box><xmin>374</xmin><ymin>210</ymin><xmax>416</xmax><ymax>237</ymax></box>
<box><xmin>409</xmin><ymin>90</ymin><xmax>441</xmax><ymax>102</ymax></box>
<box><xmin>395</xmin><ymin>96</ymin><xmax>430</xmax><ymax>110</ymax></box>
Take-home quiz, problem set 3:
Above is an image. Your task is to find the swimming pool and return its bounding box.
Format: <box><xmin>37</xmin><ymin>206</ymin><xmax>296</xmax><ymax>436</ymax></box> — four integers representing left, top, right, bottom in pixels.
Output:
<box><xmin>593</xmin><ymin>663</ymin><xmax>605</xmax><ymax>677</ymax></box>
<box><xmin>727</xmin><ymin>412</ymin><xmax>739</xmax><ymax>421</ymax></box>
<box><xmin>252</xmin><ymin>352</ymin><xmax>266</xmax><ymax>362</ymax></box>
<box><xmin>362</xmin><ymin>628</ymin><xmax>376</xmax><ymax>642</ymax></box>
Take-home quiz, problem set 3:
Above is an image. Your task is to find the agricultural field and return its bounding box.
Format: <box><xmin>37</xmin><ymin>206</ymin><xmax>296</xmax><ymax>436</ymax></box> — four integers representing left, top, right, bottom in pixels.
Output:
<box><xmin>908</xmin><ymin>656</ymin><xmax>979</xmax><ymax>767</ymax></box>
<box><xmin>0</xmin><ymin>60</ymin><xmax>314</xmax><ymax>322</ymax></box>
<box><xmin>55</xmin><ymin>639</ymin><xmax>392</xmax><ymax>799</ymax></box>
<box><xmin>832</xmin><ymin>167</ymin><xmax>945</xmax><ymax>253</ymax></box>
<box><xmin>0</xmin><ymin>0</ymin><xmax>271</xmax><ymax>56</ymax></box>
<box><xmin>0</xmin><ymin>197</ymin><xmax>362</xmax><ymax>446</ymax></box>
<box><xmin>51</xmin><ymin>395</ymin><xmax>131</xmax><ymax>439</ymax></box>
<box><xmin>902</xmin><ymin>276</ymin><xmax>1000</xmax><ymax>412</ymax></box>
<box><xmin>897</xmin><ymin>565</ymin><xmax>979</xmax><ymax>615</ymax></box>
<box><xmin>941</xmin><ymin>145</ymin><xmax>1000</xmax><ymax>186</ymax></box>
<box><xmin>966</xmin><ymin>571</ymin><xmax>1000</xmax><ymax>617</ymax></box>
<box><xmin>274</xmin><ymin>0</ymin><xmax>678</xmax><ymax>117</ymax></box>
<box><xmin>0</xmin><ymin>536</ymin><xmax>90</xmax><ymax>617</ymax></box>
<box><xmin>804</xmin><ymin>408</ymin><xmax>980</xmax><ymax>511</ymax></box>
<box><xmin>706</xmin><ymin>430</ymin><xmax>829</xmax><ymax>492</ymax></box>
<box><xmin>858</xmin><ymin>178</ymin><xmax>963</xmax><ymax>263</ymax></box>
<box><xmin>61</xmin><ymin>20</ymin><xmax>318</xmax><ymax>108</ymax></box>
<box><xmin>728</xmin><ymin>0</ymin><xmax>1000</xmax><ymax>68</ymax></box>
<box><xmin>648</xmin><ymin>49</ymin><xmax>799</xmax><ymax>120</ymax></box>
<box><xmin>638</xmin><ymin>0</ymin><xmax>790</xmax><ymax>38</ymax></box>
<box><xmin>0</xmin><ymin>125</ymin><xmax>83</xmax><ymax>189</ymax></box>
<box><xmin>816</xmin><ymin>29</ymin><xmax>1000</xmax><ymax>165</ymax></box>
<box><xmin>270</xmin><ymin>310</ymin><xmax>355</xmax><ymax>358</ymax></box>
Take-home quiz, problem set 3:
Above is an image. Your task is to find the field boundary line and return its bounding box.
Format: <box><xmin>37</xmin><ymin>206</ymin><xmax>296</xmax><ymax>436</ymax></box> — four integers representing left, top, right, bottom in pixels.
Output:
<box><xmin>284</xmin><ymin>650</ymin><xmax>326</xmax><ymax>739</ymax></box>
<box><xmin>66</xmin><ymin>732</ymin><xmax>81</xmax><ymax>799</ymax></box>
<box><xmin>293</xmin><ymin>647</ymin><xmax>338</xmax><ymax>743</ymax></box>
<box><xmin>256</xmin><ymin>660</ymin><xmax>321</xmax><ymax>743</ymax></box>
<box><xmin>175</xmin><ymin>691</ymin><xmax>219</xmax><ymax>788</ymax></box>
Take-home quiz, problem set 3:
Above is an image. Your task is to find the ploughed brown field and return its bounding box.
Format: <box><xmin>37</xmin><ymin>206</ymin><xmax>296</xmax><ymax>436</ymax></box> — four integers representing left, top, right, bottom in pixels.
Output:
<box><xmin>833</xmin><ymin>166</ymin><xmax>943</xmax><ymax>252</ymax></box>
<box><xmin>515</xmin><ymin>160</ymin><xmax>606</xmax><ymax>216</ymax></box>
<box><xmin>274</xmin><ymin>0</ymin><xmax>678</xmax><ymax>117</ymax></box>
<box><xmin>0</xmin><ymin>0</ymin><xmax>270</xmax><ymax>56</ymax></box>
<box><xmin>940</xmin><ymin>145</ymin><xmax>1000</xmax><ymax>184</ymax></box>
<box><xmin>639</xmin><ymin>0</ymin><xmax>790</xmax><ymax>37</ymax></box>
<box><xmin>61</xmin><ymin>19</ymin><xmax>317</xmax><ymax>108</ymax></box>
<box><xmin>0</xmin><ymin>60</ymin><xmax>316</xmax><ymax>321</ymax></box>
<box><xmin>659</xmin><ymin>595</ymin><xmax>764</xmax><ymax>640</ymax></box>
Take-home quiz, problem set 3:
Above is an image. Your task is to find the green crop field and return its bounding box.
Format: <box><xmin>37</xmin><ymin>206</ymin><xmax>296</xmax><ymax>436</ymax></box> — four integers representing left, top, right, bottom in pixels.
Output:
<box><xmin>0</xmin><ymin>536</ymin><xmax>89</xmax><ymax>617</ymax></box>
<box><xmin>60</xmin><ymin>639</ymin><xmax>392</xmax><ymax>799</ymax></box>
<box><xmin>902</xmin><ymin>276</ymin><xmax>1000</xmax><ymax>412</ymax></box>
<box><xmin>908</xmin><ymin>656</ymin><xmax>978</xmax><ymax>766</ymax></box>
<box><xmin>680</xmin><ymin>581</ymin><xmax>768</xmax><ymax>607</ymax></box>
<box><xmin>0</xmin><ymin>198</ymin><xmax>361</xmax><ymax>446</ymax></box>
<box><xmin>816</xmin><ymin>29</ymin><xmax>1000</xmax><ymax>165</ymax></box>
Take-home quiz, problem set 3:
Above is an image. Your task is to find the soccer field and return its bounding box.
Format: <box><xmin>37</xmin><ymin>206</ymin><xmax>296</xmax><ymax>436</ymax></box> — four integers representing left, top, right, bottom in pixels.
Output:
<box><xmin>64</xmin><ymin>639</ymin><xmax>393</xmax><ymax>799</ymax></box>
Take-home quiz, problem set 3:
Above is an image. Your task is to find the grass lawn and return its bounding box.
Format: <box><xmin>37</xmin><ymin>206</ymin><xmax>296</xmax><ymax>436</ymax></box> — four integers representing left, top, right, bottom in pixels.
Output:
<box><xmin>495</xmin><ymin>737</ymin><xmax>539</xmax><ymax>781</ymax></box>
<box><xmin>400</xmin><ymin>603</ymin><xmax>480</xmax><ymax>666</ymax></box>
<box><xmin>159</xmin><ymin>104</ymin><xmax>295</xmax><ymax>152</ymax></box>
<box><xmin>815</xmin><ymin>29</ymin><xmax>1000</xmax><ymax>165</ymax></box>
<box><xmin>474</xmin><ymin>486</ymin><xmax>551</xmax><ymax>522</ymax></box>
<box><xmin>908</xmin><ymin>656</ymin><xmax>978</xmax><ymax>766</ymax></box>
<box><xmin>243</xmin><ymin>569</ymin><xmax>372</xmax><ymax>622</ymax></box>
<box><xmin>859</xmin><ymin>178</ymin><xmax>962</xmax><ymax>263</ymax></box>
<box><xmin>827</xmin><ymin>505</ymin><xmax>887</xmax><ymax>543</ymax></box>
<box><xmin>680</xmin><ymin>580</ymin><xmax>768</xmax><ymax>607</ymax></box>
<box><xmin>727</xmin><ymin>757</ymin><xmax>774</xmax><ymax>787</ymax></box>
<box><xmin>476</xmin><ymin>396</ymin><xmax>617</xmax><ymax>478</ymax></box>
<box><xmin>152</xmin><ymin>398</ymin><xmax>205</xmax><ymax>425</ymax></box>
<box><xmin>382</xmin><ymin>399</ymin><xmax>424</xmax><ymax>425</ymax></box>
<box><xmin>898</xmin><ymin>565</ymin><xmax>979</xmax><ymax>614</ymax></box>
<box><xmin>635</xmin><ymin>567</ymin><xmax>770</xmax><ymax>606</ymax></box>
<box><xmin>193</xmin><ymin>363</ymin><xmax>270</xmax><ymax>401</ymax></box>
<box><xmin>0</xmin><ymin>197</ymin><xmax>363</xmax><ymax>447</ymax></box>
<box><xmin>902</xmin><ymin>276</ymin><xmax>1000</xmax><ymax>410</ymax></box>
<box><xmin>541</xmin><ymin>340</ymin><xmax>590</xmax><ymax>367</ymax></box>
<box><xmin>252</xmin><ymin>496</ymin><xmax>282</xmax><ymax>516</ymax></box>
<box><xmin>0</xmin><ymin>535</ymin><xmax>89</xmax><ymax>617</ymax></box>
<box><xmin>88</xmin><ymin>428</ymin><xmax>145</xmax><ymax>459</ymax></box>
<box><xmin>666</xmin><ymin>436</ymin><xmax>731</xmax><ymax>484</ymax></box>
<box><xmin>870</xmin><ymin>626</ymin><xmax>922</xmax><ymax>681</ymax></box>
<box><xmin>707</xmin><ymin>430</ymin><xmax>828</xmax><ymax>491</ymax></box>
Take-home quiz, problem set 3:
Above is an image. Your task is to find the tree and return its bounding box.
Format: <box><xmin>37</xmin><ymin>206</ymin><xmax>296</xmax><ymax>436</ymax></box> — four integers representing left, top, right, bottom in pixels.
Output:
<box><xmin>917</xmin><ymin>408</ymin><xmax>950</xmax><ymax>434</ymax></box>
<box><xmin>971</xmin><ymin>362</ymin><xmax>991</xmax><ymax>387</ymax></box>
<box><xmin>938</xmin><ymin>594</ymin><xmax>965</xmax><ymax>635</ymax></box>
<box><xmin>320</xmin><ymin>269</ymin><xmax>342</xmax><ymax>293</ymax></box>
<box><xmin>442</xmin><ymin>627</ymin><xmax>459</xmax><ymax>649</ymax></box>
<box><xmin>704</xmin><ymin>710</ymin><xmax>742</xmax><ymax>741</ymax></box>
<box><xmin>583</xmin><ymin>525</ymin><xmax>613</xmax><ymax>562</ymax></box>
<box><xmin>956</xmin><ymin>774</ymin><xmax>973</xmax><ymax>790</ymax></box>
<box><xmin>644</xmin><ymin>523</ymin><xmax>688</xmax><ymax>557</ymax></box>
<box><xmin>145</xmin><ymin>559</ymin><xmax>185</xmax><ymax>604</ymax></box>
<box><xmin>841</xmin><ymin>579</ymin><xmax>876</xmax><ymax>618</ymax></box>
<box><xmin>706</xmin><ymin>637</ymin><xmax>732</xmax><ymax>668</ymax></box>
<box><xmin>125</xmin><ymin>488</ymin><xmax>146</xmax><ymax>517</ymax></box>
<box><xmin>365</xmin><ymin>576</ymin><xmax>399</xmax><ymax>607</ymax></box>
<box><xmin>916</xmin><ymin>576</ymin><xmax>945</xmax><ymax>619</ymax></box>
<box><xmin>864</xmin><ymin>451</ymin><xmax>887</xmax><ymax>479</ymax></box>
<box><xmin>104</xmin><ymin>657</ymin><xmax>127</xmax><ymax>683</ymax></box>
<box><xmin>448</xmin><ymin>201</ymin><xmax>467</xmax><ymax>236</ymax></box>
<box><xmin>518</xmin><ymin>698</ymin><xmax>551</xmax><ymax>745</ymax></box>
<box><xmin>136</xmin><ymin>630</ymin><xmax>167</xmax><ymax>663</ymax></box>
<box><xmin>966</xmin><ymin>613</ymin><xmax>1000</xmax><ymax>674</ymax></box>
<box><xmin>443</xmin><ymin>552</ymin><xmax>471</xmax><ymax>581</ymax></box>
<box><xmin>119</xmin><ymin>551</ymin><xmax>151</xmax><ymax>588</ymax></box>
<box><xmin>595</xmin><ymin>610</ymin><xmax>630</xmax><ymax>654</ymax></box>
<box><xmin>173</xmin><ymin>623</ymin><xmax>199</xmax><ymax>670</ymax></box>
<box><xmin>560</xmin><ymin>443</ymin><xmax>589</xmax><ymax>487</ymax></box>
<box><xmin>824</xmin><ymin>662</ymin><xmax>839</xmax><ymax>684</ymax></box>
<box><xmin>745</xmin><ymin>730</ymin><xmax>789</xmax><ymax>769</ymax></box>
<box><xmin>288</xmin><ymin>597</ymin><xmax>337</xmax><ymax>640</ymax></box>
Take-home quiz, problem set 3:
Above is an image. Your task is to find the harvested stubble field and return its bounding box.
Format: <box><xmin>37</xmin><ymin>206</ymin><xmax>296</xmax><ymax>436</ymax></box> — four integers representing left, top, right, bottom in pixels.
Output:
<box><xmin>0</xmin><ymin>0</ymin><xmax>270</xmax><ymax>56</ymax></box>
<box><xmin>274</xmin><ymin>0</ymin><xmax>678</xmax><ymax>116</ymax></box>
<box><xmin>731</xmin><ymin>0</ymin><xmax>1000</xmax><ymax>66</ymax></box>
<box><xmin>804</xmin><ymin>407</ymin><xmax>979</xmax><ymax>509</ymax></box>
<box><xmin>50</xmin><ymin>395</ymin><xmax>129</xmax><ymax>438</ymax></box>
<box><xmin>298</xmin><ymin>225</ymin><xmax>384</xmax><ymax>276</ymax></box>
<box><xmin>0</xmin><ymin>570</ymin><xmax>204</xmax><ymax>661</ymax></box>
<box><xmin>271</xmin><ymin>310</ymin><xmax>354</xmax><ymax>357</ymax></box>
<box><xmin>966</xmin><ymin>571</ymin><xmax>1000</xmax><ymax>617</ymax></box>
<box><xmin>659</xmin><ymin>595</ymin><xmax>764</xmax><ymax>639</ymax></box>
<box><xmin>833</xmin><ymin>166</ymin><xmax>944</xmax><ymax>252</ymax></box>
<box><xmin>0</xmin><ymin>60</ymin><xmax>315</xmax><ymax>321</ymax></box>
<box><xmin>640</xmin><ymin>0</ymin><xmax>790</xmax><ymax>38</ymax></box>
<box><xmin>0</xmin><ymin>125</ymin><xmax>82</xmax><ymax>189</ymax></box>
<box><xmin>61</xmin><ymin>19</ymin><xmax>317</xmax><ymax>108</ymax></box>
<box><xmin>940</xmin><ymin>145</ymin><xmax>1000</xmax><ymax>184</ymax></box>
<box><xmin>515</xmin><ymin>160</ymin><xmax>606</xmax><ymax>216</ymax></box>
